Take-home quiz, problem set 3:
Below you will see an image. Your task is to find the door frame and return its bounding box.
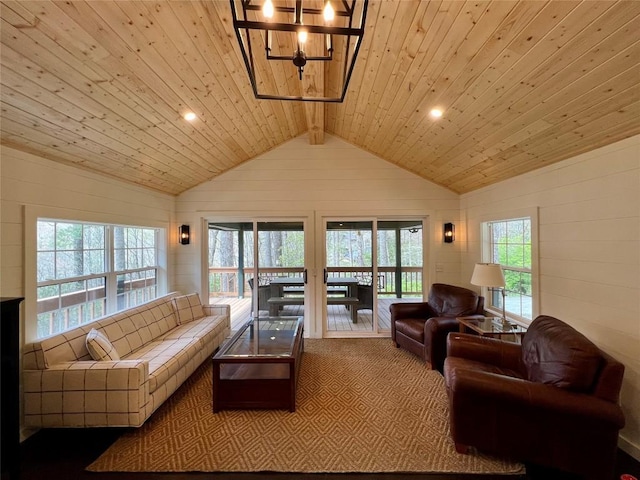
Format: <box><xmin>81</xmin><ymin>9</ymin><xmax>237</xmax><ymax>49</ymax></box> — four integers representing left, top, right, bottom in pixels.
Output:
<box><xmin>202</xmin><ymin>213</ymin><xmax>315</xmax><ymax>333</ymax></box>
<box><xmin>316</xmin><ymin>213</ymin><xmax>431</xmax><ymax>339</ymax></box>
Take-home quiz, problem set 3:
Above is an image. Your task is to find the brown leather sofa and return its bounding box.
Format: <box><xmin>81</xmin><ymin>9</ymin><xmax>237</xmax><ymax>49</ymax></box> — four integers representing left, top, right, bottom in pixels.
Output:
<box><xmin>444</xmin><ymin>315</ymin><xmax>625</xmax><ymax>480</ymax></box>
<box><xmin>389</xmin><ymin>283</ymin><xmax>484</xmax><ymax>372</ymax></box>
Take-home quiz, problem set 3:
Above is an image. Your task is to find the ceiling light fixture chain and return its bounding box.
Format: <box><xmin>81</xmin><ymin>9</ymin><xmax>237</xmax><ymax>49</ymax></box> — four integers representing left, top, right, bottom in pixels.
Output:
<box><xmin>230</xmin><ymin>0</ymin><xmax>368</xmax><ymax>102</ymax></box>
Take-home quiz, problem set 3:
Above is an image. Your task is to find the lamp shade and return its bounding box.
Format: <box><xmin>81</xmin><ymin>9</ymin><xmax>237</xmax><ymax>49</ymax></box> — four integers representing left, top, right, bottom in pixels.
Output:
<box><xmin>470</xmin><ymin>263</ymin><xmax>505</xmax><ymax>288</ymax></box>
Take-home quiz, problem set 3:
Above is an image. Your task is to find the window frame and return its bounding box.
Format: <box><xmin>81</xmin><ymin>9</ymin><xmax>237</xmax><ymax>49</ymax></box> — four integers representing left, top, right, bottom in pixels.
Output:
<box><xmin>25</xmin><ymin>206</ymin><xmax>169</xmax><ymax>342</ymax></box>
<box><xmin>478</xmin><ymin>208</ymin><xmax>539</xmax><ymax>325</ymax></box>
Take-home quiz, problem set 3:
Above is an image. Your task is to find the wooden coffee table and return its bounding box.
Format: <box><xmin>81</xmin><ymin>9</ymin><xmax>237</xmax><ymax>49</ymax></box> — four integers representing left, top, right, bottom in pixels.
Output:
<box><xmin>212</xmin><ymin>317</ymin><xmax>304</xmax><ymax>412</ymax></box>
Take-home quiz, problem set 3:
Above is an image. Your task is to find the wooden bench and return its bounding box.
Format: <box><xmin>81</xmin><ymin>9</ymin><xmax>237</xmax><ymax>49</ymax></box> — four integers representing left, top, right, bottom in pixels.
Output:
<box><xmin>268</xmin><ymin>296</ymin><xmax>360</xmax><ymax>322</ymax></box>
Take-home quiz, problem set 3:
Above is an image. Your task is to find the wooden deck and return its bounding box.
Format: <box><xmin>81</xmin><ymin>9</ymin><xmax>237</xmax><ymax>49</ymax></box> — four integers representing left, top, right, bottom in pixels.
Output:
<box><xmin>209</xmin><ymin>296</ymin><xmax>421</xmax><ymax>334</ymax></box>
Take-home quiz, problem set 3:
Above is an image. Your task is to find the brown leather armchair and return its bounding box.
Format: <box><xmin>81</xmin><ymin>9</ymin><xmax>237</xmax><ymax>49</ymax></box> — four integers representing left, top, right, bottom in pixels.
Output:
<box><xmin>389</xmin><ymin>283</ymin><xmax>484</xmax><ymax>372</ymax></box>
<box><xmin>444</xmin><ymin>315</ymin><xmax>625</xmax><ymax>480</ymax></box>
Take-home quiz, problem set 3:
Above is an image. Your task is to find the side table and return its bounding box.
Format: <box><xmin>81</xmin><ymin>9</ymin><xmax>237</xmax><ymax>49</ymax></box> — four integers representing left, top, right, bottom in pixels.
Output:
<box><xmin>457</xmin><ymin>316</ymin><xmax>527</xmax><ymax>341</ymax></box>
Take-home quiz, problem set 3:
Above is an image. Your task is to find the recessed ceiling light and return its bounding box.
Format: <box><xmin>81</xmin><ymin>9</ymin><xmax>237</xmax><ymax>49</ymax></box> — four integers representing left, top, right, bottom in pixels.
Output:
<box><xmin>184</xmin><ymin>112</ymin><xmax>197</xmax><ymax>121</ymax></box>
<box><xmin>430</xmin><ymin>108</ymin><xmax>443</xmax><ymax>119</ymax></box>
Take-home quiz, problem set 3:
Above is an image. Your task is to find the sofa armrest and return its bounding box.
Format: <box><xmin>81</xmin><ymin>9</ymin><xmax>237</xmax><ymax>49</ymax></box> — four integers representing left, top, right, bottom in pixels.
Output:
<box><xmin>389</xmin><ymin>302</ymin><xmax>437</xmax><ymax>320</ymax></box>
<box><xmin>203</xmin><ymin>304</ymin><xmax>230</xmax><ymax>317</ymax></box>
<box><xmin>23</xmin><ymin>360</ymin><xmax>151</xmax><ymax>428</ymax></box>
<box><xmin>449</xmin><ymin>367</ymin><xmax>625</xmax><ymax>428</ymax></box>
<box><xmin>424</xmin><ymin>316</ymin><xmax>461</xmax><ymax>357</ymax></box>
<box><xmin>447</xmin><ymin>333</ymin><xmax>523</xmax><ymax>371</ymax></box>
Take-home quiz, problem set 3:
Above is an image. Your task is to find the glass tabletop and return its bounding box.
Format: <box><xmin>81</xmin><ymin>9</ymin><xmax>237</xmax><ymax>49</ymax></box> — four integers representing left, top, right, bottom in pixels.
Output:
<box><xmin>458</xmin><ymin>316</ymin><xmax>528</xmax><ymax>335</ymax></box>
<box><xmin>217</xmin><ymin>317</ymin><xmax>302</xmax><ymax>359</ymax></box>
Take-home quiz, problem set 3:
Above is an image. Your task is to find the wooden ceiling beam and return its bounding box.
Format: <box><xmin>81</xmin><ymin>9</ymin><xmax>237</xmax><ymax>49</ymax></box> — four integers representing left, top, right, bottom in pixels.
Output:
<box><xmin>301</xmin><ymin>35</ymin><xmax>325</xmax><ymax>145</ymax></box>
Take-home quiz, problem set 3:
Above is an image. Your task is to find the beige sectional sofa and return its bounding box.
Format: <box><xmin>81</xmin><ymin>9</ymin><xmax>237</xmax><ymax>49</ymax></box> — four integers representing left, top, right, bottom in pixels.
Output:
<box><xmin>22</xmin><ymin>292</ymin><xmax>230</xmax><ymax>428</ymax></box>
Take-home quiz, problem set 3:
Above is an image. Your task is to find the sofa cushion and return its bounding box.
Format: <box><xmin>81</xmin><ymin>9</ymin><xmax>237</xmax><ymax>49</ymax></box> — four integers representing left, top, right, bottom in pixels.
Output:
<box><xmin>127</xmin><ymin>337</ymin><xmax>201</xmax><ymax>393</ymax></box>
<box><xmin>394</xmin><ymin>318</ymin><xmax>425</xmax><ymax>342</ymax></box>
<box><xmin>86</xmin><ymin>328</ymin><xmax>120</xmax><ymax>361</ymax></box>
<box><xmin>522</xmin><ymin>315</ymin><xmax>603</xmax><ymax>392</ymax></box>
<box><xmin>172</xmin><ymin>293</ymin><xmax>205</xmax><ymax>325</ymax></box>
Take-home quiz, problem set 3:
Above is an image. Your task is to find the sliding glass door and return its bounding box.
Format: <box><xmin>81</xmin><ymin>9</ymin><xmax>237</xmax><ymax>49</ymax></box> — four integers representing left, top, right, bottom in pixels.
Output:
<box><xmin>257</xmin><ymin>221</ymin><xmax>306</xmax><ymax>320</ymax></box>
<box><xmin>377</xmin><ymin>221</ymin><xmax>424</xmax><ymax>332</ymax></box>
<box><xmin>207</xmin><ymin>216</ymin><xmax>423</xmax><ymax>336</ymax></box>
<box><xmin>322</xmin><ymin>218</ymin><xmax>424</xmax><ymax>338</ymax></box>
<box><xmin>208</xmin><ymin>220</ymin><xmax>307</xmax><ymax>329</ymax></box>
<box><xmin>324</xmin><ymin>220</ymin><xmax>374</xmax><ymax>334</ymax></box>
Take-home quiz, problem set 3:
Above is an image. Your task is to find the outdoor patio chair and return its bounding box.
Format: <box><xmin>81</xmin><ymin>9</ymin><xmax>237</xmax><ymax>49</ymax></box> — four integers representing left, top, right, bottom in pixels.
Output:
<box><xmin>354</xmin><ymin>283</ymin><xmax>374</xmax><ymax>322</ymax></box>
<box><xmin>248</xmin><ymin>277</ymin><xmax>271</xmax><ymax>315</ymax></box>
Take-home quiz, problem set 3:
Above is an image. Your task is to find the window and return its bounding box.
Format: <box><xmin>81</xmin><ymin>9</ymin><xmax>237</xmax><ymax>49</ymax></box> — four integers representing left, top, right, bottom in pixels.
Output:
<box><xmin>482</xmin><ymin>217</ymin><xmax>534</xmax><ymax>321</ymax></box>
<box><xmin>36</xmin><ymin>220</ymin><xmax>160</xmax><ymax>338</ymax></box>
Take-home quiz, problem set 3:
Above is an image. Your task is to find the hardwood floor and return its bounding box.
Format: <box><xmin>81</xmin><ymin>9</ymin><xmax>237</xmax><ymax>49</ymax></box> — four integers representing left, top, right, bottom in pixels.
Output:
<box><xmin>211</xmin><ymin>296</ymin><xmax>417</xmax><ymax>333</ymax></box>
<box><xmin>14</xmin><ymin>426</ymin><xmax>640</xmax><ymax>480</ymax></box>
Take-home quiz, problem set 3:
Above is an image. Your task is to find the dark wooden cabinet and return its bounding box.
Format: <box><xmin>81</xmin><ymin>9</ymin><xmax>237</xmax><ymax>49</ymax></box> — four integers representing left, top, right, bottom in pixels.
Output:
<box><xmin>1</xmin><ymin>297</ymin><xmax>24</xmax><ymax>480</ymax></box>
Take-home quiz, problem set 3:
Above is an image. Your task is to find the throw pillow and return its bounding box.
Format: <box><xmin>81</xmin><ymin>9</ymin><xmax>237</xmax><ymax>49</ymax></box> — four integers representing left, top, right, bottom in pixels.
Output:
<box><xmin>86</xmin><ymin>328</ymin><xmax>120</xmax><ymax>361</ymax></box>
<box><xmin>171</xmin><ymin>293</ymin><xmax>205</xmax><ymax>324</ymax></box>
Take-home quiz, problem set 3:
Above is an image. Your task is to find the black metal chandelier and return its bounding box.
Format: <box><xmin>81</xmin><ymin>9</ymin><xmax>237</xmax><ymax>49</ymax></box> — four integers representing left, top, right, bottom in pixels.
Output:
<box><xmin>230</xmin><ymin>0</ymin><xmax>369</xmax><ymax>102</ymax></box>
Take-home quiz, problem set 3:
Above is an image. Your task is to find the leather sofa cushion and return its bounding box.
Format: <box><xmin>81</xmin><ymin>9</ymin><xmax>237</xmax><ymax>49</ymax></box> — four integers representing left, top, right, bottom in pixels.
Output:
<box><xmin>394</xmin><ymin>318</ymin><xmax>425</xmax><ymax>342</ymax></box>
<box><xmin>522</xmin><ymin>315</ymin><xmax>602</xmax><ymax>392</ymax></box>
<box><xmin>428</xmin><ymin>283</ymin><xmax>481</xmax><ymax>317</ymax></box>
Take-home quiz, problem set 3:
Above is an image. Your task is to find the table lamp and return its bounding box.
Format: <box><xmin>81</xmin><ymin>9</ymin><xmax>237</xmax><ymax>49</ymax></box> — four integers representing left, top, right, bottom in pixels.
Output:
<box><xmin>470</xmin><ymin>263</ymin><xmax>507</xmax><ymax>325</ymax></box>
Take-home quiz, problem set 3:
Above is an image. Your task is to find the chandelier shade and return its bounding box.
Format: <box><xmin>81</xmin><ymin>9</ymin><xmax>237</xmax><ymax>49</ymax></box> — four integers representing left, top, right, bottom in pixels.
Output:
<box><xmin>230</xmin><ymin>0</ymin><xmax>369</xmax><ymax>102</ymax></box>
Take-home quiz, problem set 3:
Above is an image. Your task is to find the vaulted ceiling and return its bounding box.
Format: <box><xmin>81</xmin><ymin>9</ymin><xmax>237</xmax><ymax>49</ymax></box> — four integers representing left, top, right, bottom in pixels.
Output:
<box><xmin>1</xmin><ymin>1</ymin><xmax>639</xmax><ymax>196</ymax></box>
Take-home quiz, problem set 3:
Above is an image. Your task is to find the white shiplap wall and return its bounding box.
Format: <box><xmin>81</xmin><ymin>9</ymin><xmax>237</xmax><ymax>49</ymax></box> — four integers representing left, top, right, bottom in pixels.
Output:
<box><xmin>0</xmin><ymin>145</ymin><xmax>175</xmax><ymax>328</ymax></box>
<box><xmin>5</xmin><ymin>133</ymin><xmax>638</xmax><ymax>457</ymax></box>
<box><xmin>460</xmin><ymin>134</ymin><xmax>640</xmax><ymax>459</ymax></box>
<box><xmin>175</xmin><ymin>134</ymin><xmax>461</xmax><ymax>334</ymax></box>
<box><xmin>1</xmin><ymin>145</ymin><xmax>175</xmax><ymax>441</ymax></box>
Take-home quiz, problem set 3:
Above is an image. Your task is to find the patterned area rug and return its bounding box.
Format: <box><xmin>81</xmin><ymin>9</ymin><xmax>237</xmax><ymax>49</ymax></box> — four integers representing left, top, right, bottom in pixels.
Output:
<box><xmin>88</xmin><ymin>338</ymin><xmax>524</xmax><ymax>474</ymax></box>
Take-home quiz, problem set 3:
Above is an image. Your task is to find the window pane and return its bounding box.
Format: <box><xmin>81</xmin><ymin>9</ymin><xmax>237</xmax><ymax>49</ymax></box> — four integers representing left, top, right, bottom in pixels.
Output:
<box><xmin>55</xmin><ymin>223</ymin><xmax>82</xmax><ymax>250</ymax></box>
<box><xmin>37</xmin><ymin>252</ymin><xmax>55</xmax><ymax>282</ymax></box>
<box><xmin>143</xmin><ymin>248</ymin><xmax>155</xmax><ymax>267</ymax></box>
<box><xmin>114</xmin><ymin>247</ymin><xmax>126</xmax><ymax>271</ymax></box>
<box><xmin>37</xmin><ymin>284</ymin><xmax>59</xmax><ymax>300</ymax></box>
<box><xmin>37</xmin><ymin>219</ymin><xmax>159</xmax><ymax>338</ymax></box>
<box><xmin>60</xmin><ymin>280</ymin><xmax>84</xmax><ymax>296</ymax></box>
<box><xmin>125</xmin><ymin>249</ymin><xmax>138</xmax><ymax>269</ymax></box>
<box><xmin>143</xmin><ymin>229</ymin><xmax>155</xmax><ymax>247</ymax></box>
<box><xmin>114</xmin><ymin>227</ymin><xmax>125</xmax><ymax>249</ymax></box>
<box><xmin>37</xmin><ymin>221</ymin><xmax>55</xmax><ymax>250</ymax></box>
<box><xmin>116</xmin><ymin>269</ymin><xmax>157</xmax><ymax>311</ymax></box>
<box><xmin>83</xmin><ymin>250</ymin><xmax>105</xmax><ymax>275</ymax></box>
<box><xmin>506</xmin><ymin>244</ymin><xmax>524</xmax><ymax>268</ymax></box>
<box><xmin>523</xmin><ymin>220</ymin><xmax>531</xmax><ymax>243</ymax></box>
<box><xmin>83</xmin><ymin>225</ymin><xmax>104</xmax><ymax>249</ymax></box>
<box><xmin>36</xmin><ymin>278</ymin><xmax>106</xmax><ymax>337</ymax></box>
<box><xmin>487</xmin><ymin>217</ymin><xmax>532</xmax><ymax>320</ymax></box>
<box><xmin>56</xmin><ymin>251</ymin><xmax>83</xmax><ymax>279</ymax></box>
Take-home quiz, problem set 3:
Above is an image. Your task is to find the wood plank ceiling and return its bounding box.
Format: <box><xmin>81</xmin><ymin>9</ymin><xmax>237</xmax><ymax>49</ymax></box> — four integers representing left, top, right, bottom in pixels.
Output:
<box><xmin>1</xmin><ymin>0</ymin><xmax>639</xmax><ymax>196</ymax></box>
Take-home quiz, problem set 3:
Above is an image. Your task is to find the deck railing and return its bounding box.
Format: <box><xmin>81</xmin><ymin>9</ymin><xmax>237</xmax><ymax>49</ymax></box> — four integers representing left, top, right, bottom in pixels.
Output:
<box><xmin>36</xmin><ymin>279</ymin><xmax>156</xmax><ymax>338</ymax></box>
<box><xmin>208</xmin><ymin>266</ymin><xmax>422</xmax><ymax>298</ymax></box>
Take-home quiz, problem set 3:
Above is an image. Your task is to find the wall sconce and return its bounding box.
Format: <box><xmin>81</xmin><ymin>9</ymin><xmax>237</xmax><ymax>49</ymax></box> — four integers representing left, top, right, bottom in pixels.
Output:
<box><xmin>443</xmin><ymin>223</ymin><xmax>455</xmax><ymax>243</ymax></box>
<box><xmin>179</xmin><ymin>225</ymin><xmax>190</xmax><ymax>245</ymax></box>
